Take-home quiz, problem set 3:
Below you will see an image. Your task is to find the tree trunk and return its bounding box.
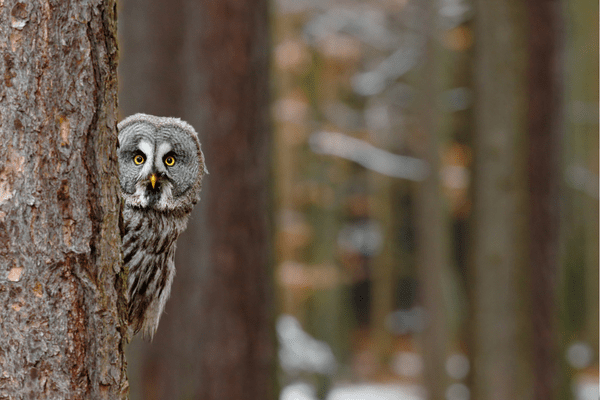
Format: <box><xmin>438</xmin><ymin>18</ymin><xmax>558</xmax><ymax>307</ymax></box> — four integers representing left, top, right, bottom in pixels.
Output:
<box><xmin>472</xmin><ymin>1</ymin><xmax>564</xmax><ymax>399</ymax></box>
<box><xmin>471</xmin><ymin>1</ymin><xmax>529</xmax><ymax>399</ymax></box>
<box><xmin>119</xmin><ymin>0</ymin><xmax>274</xmax><ymax>398</ymax></box>
<box><xmin>0</xmin><ymin>0</ymin><xmax>126</xmax><ymax>398</ymax></box>
<box><xmin>196</xmin><ymin>1</ymin><xmax>273</xmax><ymax>398</ymax></box>
<box><xmin>561</xmin><ymin>0</ymin><xmax>599</xmax><ymax>367</ymax></box>
<box><xmin>525</xmin><ymin>1</ymin><xmax>563</xmax><ymax>398</ymax></box>
<box><xmin>415</xmin><ymin>2</ymin><xmax>450</xmax><ymax>399</ymax></box>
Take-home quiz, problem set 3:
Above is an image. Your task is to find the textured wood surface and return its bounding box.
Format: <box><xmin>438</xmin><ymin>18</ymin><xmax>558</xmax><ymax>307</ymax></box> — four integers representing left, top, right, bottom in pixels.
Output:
<box><xmin>0</xmin><ymin>0</ymin><xmax>127</xmax><ymax>398</ymax></box>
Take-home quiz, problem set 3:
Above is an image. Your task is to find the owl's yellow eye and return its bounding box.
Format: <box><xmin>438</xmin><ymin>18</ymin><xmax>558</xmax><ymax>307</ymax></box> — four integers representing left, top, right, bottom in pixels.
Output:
<box><xmin>164</xmin><ymin>156</ymin><xmax>175</xmax><ymax>166</ymax></box>
<box><xmin>134</xmin><ymin>155</ymin><xmax>145</xmax><ymax>165</ymax></box>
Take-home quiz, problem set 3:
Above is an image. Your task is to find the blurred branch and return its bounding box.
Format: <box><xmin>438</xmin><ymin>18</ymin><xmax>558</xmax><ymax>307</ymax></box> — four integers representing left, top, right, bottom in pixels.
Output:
<box><xmin>309</xmin><ymin>131</ymin><xmax>429</xmax><ymax>181</ymax></box>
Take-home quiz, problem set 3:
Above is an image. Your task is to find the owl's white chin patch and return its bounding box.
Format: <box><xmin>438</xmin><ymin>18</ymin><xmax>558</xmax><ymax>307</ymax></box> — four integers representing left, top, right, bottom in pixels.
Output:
<box><xmin>124</xmin><ymin>180</ymin><xmax>175</xmax><ymax>211</ymax></box>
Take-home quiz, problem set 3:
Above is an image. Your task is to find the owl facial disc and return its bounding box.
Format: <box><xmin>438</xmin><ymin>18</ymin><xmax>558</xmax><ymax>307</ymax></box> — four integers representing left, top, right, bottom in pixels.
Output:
<box><xmin>118</xmin><ymin>114</ymin><xmax>206</xmax><ymax>214</ymax></box>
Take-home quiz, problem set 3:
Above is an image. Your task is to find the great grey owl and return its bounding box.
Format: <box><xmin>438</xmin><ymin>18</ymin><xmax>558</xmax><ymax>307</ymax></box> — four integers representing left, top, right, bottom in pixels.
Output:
<box><xmin>118</xmin><ymin>113</ymin><xmax>207</xmax><ymax>340</ymax></box>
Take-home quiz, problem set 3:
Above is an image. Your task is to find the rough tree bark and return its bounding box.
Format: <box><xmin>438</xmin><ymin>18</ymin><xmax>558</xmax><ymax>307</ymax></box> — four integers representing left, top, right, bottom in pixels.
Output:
<box><xmin>0</xmin><ymin>1</ymin><xmax>127</xmax><ymax>398</ymax></box>
<box><xmin>119</xmin><ymin>0</ymin><xmax>274</xmax><ymax>399</ymax></box>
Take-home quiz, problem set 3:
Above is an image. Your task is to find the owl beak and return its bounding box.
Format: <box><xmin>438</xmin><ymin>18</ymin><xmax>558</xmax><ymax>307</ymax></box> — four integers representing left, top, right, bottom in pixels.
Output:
<box><xmin>150</xmin><ymin>174</ymin><xmax>157</xmax><ymax>189</ymax></box>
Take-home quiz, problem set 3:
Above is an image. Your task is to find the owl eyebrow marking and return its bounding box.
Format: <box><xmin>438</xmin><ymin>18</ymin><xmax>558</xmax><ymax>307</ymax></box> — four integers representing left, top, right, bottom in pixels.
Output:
<box><xmin>138</xmin><ymin>140</ymin><xmax>153</xmax><ymax>159</ymax></box>
<box><xmin>156</xmin><ymin>142</ymin><xmax>172</xmax><ymax>162</ymax></box>
<box><xmin>137</xmin><ymin>140</ymin><xmax>154</xmax><ymax>177</ymax></box>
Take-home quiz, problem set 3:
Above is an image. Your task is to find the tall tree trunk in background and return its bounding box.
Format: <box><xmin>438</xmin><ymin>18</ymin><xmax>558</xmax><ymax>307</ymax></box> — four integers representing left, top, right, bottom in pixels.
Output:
<box><xmin>0</xmin><ymin>0</ymin><xmax>126</xmax><ymax>398</ymax></box>
<box><xmin>196</xmin><ymin>1</ymin><xmax>273</xmax><ymax>399</ymax></box>
<box><xmin>471</xmin><ymin>1</ymin><xmax>530</xmax><ymax>399</ymax></box>
<box><xmin>562</xmin><ymin>0</ymin><xmax>599</xmax><ymax>365</ymax></box>
<box><xmin>119</xmin><ymin>0</ymin><xmax>274</xmax><ymax>398</ymax></box>
<box><xmin>415</xmin><ymin>2</ymin><xmax>450</xmax><ymax>398</ymax></box>
<box><xmin>525</xmin><ymin>1</ymin><xmax>562</xmax><ymax>399</ymax></box>
<box><xmin>472</xmin><ymin>1</ymin><xmax>563</xmax><ymax>399</ymax></box>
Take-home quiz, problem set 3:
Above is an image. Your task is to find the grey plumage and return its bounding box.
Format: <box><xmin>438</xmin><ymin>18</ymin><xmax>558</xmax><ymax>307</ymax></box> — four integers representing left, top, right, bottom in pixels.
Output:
<box><xmin>118</xmin><ymin>113</ymin><xmax>207</xmax><ymax>340</ymax></box>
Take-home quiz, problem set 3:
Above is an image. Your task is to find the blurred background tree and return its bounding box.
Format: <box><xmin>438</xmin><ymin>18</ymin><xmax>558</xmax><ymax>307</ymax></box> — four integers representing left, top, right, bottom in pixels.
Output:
<box><xmin>470</xmin><ymin>1</ymin><xmax>529</xmax><ymax>399</ymax></box>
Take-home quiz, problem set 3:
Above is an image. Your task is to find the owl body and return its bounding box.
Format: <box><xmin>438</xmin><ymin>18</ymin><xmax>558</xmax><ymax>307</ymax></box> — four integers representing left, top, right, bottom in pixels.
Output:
<box><xmin>118</xmin><ymin>113</ymin><xmax>206</xmax><ymax>340</ymax></box>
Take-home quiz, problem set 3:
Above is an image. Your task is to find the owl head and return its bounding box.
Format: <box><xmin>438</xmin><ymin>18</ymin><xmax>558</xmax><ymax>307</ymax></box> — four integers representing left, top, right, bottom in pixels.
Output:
<box><xmin>117</xmin><ymin>113</ymin><xmax>207</xmax><ymax>213</ymax></box>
